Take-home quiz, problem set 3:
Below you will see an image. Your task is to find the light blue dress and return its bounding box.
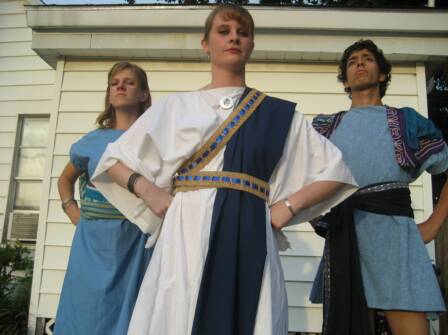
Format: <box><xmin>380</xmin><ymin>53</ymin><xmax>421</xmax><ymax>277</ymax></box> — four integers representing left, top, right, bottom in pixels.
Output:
<box><xmin>54</xmin><ymin>129</ymin><xmax>152</xmax><ymax>335</ymax></box>
<box><xmin>311</xmin><ymin>105</ymin><xmax>447</xmax><ymax>312</ymax></box>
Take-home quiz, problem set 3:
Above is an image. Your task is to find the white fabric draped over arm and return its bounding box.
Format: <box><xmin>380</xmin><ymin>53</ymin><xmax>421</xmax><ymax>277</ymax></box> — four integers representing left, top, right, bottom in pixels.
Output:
<box><xmin>269</xmin><ymin>110</ymin><xmax>358</xmax><ymax>225</ymax></box>
<box><xmin>91</xmin><ymin>93</ymin><xmax>222</xmax><ymax>241</ymax></box>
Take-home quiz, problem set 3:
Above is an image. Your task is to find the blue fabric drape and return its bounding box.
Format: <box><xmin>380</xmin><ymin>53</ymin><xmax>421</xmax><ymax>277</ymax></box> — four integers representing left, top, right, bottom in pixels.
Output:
<box><xmin>191</xmin><ymin>90</ymin><xmax>296</xmax><ymax>335</ymax></box>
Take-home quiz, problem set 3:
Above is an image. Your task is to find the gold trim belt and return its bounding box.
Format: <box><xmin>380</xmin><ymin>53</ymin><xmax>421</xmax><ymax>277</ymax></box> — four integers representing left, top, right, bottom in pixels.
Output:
<box><xmin>177</xmin><ymin>89</ymin><xmax>266</xmax><ymax>175</ymax></box>
<box><xmin>173</xmin><ymin>171</ymin><xmax>269</xmax><ymax>201</ymax></box>
<box><xmin>173</xmin><ymin>89</ymin><xmax>269</xmax><ymax>202</ymax></box>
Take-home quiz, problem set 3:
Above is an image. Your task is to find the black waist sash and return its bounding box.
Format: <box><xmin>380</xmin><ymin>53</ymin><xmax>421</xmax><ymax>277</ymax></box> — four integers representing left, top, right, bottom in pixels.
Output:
<box><xmin>320</xmin><ymin>183</ymin><xmax>414</xmax><ymax>335</ymax></box>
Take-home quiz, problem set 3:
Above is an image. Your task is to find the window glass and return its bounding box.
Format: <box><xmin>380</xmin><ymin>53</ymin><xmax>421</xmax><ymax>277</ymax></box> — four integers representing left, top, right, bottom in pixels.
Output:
<box><xmin>16</xmin><ymin>148</ymin><xmax>46</xmax><ymax>178</ymax></box>
<box><xmin>12</xmin><ymin>117</ymin><xmax>49</xmax><ymax>211</ymax></box>
<box><xmin>21</xmin><ymin>118</ymin><xmax>50</xmax><ymax>147</ymax></box>
<box><xmin>14</xmin><ymin>181</ymin><xmax>42</xmax><ymax>210</ymax></box>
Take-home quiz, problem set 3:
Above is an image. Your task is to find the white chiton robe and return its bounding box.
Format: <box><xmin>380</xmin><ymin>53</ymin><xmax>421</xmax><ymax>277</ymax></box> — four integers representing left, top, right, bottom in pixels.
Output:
<box><xmin>92</xmin><ymin>87</ymin><xmax>357</xmax><ymax>335</ymax></box>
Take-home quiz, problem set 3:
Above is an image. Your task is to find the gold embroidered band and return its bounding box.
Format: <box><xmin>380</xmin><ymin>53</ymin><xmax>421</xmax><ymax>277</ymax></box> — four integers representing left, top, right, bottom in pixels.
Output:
<box><xmin>177</xmin><ymin>89</ymin><xmax>266</xmax><ymax>175</ymax></box>
<box><xmin>173</xmin><ymin>171</ymin><xmax>269</xmax><ymax>201</ymax></box>
<box><xmin>174</xmin><ymin>89</ymin><xmax>269</xmax><ymax>202</ymax></box>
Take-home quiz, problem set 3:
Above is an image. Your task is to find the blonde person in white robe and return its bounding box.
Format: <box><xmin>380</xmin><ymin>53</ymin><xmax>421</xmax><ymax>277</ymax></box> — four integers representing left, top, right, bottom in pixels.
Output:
<box><xmin>92</xmin><ymin>4</ymin><xmax>357</xmax><ymax>335</ymax></box>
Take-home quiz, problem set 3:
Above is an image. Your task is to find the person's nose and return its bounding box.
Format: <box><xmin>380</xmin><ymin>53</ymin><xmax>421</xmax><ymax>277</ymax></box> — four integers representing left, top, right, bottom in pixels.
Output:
<box><xmin>117</xmin><ymin>80</ymin><xmax>126</xmax><ymax>91</ymax></box>
<box><xmin>229</xmin><ymin>29</ymin><xmax>240</xmax><ymax>44</ymax></box>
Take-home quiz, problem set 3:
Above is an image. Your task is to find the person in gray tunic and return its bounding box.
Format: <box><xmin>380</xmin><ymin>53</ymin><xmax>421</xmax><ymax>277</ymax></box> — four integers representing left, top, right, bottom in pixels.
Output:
<box><xmin>311</xmin><ymin>39</ymin><xmax>448</xmax><ymax>335</ymax></box>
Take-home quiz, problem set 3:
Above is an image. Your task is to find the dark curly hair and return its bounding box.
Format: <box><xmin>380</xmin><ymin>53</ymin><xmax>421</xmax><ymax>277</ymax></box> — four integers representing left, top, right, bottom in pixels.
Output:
<box><xmin>338</xmin><ymin>39</ymin><xmax>391</xmax><ymax>98</ymax></box>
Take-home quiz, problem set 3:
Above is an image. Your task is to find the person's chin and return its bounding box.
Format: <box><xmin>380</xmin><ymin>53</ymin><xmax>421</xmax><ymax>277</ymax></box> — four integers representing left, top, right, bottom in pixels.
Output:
<box><xmin>351</xmin><ymin>81</ymin><xmax>378</xmax><ymax>91</ymax></box>
<box><xmin>113</xmin><ymin>103</ymin><xmax>132</xmax><ymax>110</ymax></box>
<box><xmin>225</xmin><ymin>56</ymin><xmax>248</xmax><ymax>67</ymax></box>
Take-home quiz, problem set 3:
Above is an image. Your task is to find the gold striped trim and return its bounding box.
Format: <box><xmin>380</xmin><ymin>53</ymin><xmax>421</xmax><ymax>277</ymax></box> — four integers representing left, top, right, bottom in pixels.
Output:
<box><xmin>177</xmin><ymin>89</ymin><xmax>266</xmax><ymax>174</ymax></box>
<box><xmin>173</xmin><ymin>171</ymin><xmax>269</xmax><ymax>201</ymax></box>
<box><xmin>81</xmin><ymin>212</ymin><xmax>126</xmax><ymax>220</ymax></box>
<box><xmin>80</xmin><ymin>200</ymin><xmax>121</xmax><ymax>209</ymax></box>
<box><xmin>80</xmin><ymin>200</ymin><xmax>126</xmax><ymax>220</ymax></box>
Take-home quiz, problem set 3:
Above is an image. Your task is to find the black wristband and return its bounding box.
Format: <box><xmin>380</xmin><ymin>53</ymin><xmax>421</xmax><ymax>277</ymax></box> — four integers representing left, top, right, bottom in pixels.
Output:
<box><xmin>127</xmin><ymin>172</ymin><xmax>142</xmax><ymax>197</ymax></box>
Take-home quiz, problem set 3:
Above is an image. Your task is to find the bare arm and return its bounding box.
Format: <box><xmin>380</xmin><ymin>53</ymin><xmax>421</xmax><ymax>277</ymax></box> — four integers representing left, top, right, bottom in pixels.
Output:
<box><xmin>418</xmin><ymin>173</ymin><xmax>448</xmax><ymax>243</ymax></box>
<box><xmin>270</xmin><ymin>180</ymin><xmax>344</xmax><ymax>230</ymax></box>
<box><xmin>58</xmin><ymin>162</ymin><xmax>81</xmax><ymax>225</ymax></box>
<box><xmin>107</xmin><ymin>161</ymin><xmax>173</xmax><ymax>218</ymax></box>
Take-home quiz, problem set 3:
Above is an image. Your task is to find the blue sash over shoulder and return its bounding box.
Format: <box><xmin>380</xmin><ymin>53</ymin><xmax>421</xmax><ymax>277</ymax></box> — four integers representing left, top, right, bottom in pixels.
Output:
<box><xmin>186</xmin><ymin>88</ymin><xmax>296</xmax><ymax>335</ymax></box>
<box><xmin>174</xmin><ymin>90</ymin><xmax>270</xmax><ymax>201</ymax></box>
<box><xmin>312</xmin><ymin>106</ymin><xmax>445</xmax><ymax>169</ymax></box>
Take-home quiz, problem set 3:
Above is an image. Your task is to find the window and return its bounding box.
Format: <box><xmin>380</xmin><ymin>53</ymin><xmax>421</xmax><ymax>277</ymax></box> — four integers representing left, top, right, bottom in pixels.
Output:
<box><xmin>7</xmin><ymin>116</ymin><xmax>50</xmax><ymax>242</ymax></box>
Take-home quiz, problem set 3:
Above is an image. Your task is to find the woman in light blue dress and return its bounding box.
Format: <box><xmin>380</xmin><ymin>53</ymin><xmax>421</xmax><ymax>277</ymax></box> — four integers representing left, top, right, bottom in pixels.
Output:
<box><xmin>53</xmin><ymin>62</ymin><xmax>153</xmax><ymax>335</ymax></box>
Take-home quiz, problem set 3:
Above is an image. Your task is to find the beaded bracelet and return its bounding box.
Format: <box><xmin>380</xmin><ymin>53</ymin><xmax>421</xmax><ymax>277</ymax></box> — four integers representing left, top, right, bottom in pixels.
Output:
<box><xmin>61</xmin><ymin>198</ymin><xmax>76</xmax><ymax>212</ymax></box>
<box><xmin>127</xmin><ymin>172</ymin><xmax>142</xmax><ymax>197</ymax></box>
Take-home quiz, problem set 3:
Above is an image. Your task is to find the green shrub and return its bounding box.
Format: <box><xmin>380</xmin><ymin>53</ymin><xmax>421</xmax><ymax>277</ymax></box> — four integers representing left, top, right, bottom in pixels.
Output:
<box><xmin>0</xmin><ymin>243</ymin><xmax>33</xmax><ymax>335</ymax></box>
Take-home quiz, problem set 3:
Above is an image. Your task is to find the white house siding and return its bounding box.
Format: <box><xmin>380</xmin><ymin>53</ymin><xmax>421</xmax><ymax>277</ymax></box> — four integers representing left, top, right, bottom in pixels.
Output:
<box><xmin>0</xmin><ymin>0</ymin><xmax>55</xmax><ymax>239</ymax></box>
<box><xmin>32</xmin><ymin>59</ymin><xmax>427</xmax><ymax>333</ymax></box>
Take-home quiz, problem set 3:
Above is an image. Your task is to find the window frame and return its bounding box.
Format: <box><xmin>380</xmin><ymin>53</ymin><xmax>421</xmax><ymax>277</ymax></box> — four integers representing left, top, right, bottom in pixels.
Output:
<box><xmin>5</xmin><ymin>114</ymin><xmax>50</xmax><ymax>242</ymax></box>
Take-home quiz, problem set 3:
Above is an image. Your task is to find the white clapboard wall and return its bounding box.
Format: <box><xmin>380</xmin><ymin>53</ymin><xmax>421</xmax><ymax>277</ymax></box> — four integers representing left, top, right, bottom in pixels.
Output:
<box><xmin>0</xmin><ymin>0</ymin><xmax>55</xmax><ymax>239</ymax></box>
<box><xmin>34</xmin><ymin>58</ymin><xmax>428</xmax><ymax>333</ymax></box>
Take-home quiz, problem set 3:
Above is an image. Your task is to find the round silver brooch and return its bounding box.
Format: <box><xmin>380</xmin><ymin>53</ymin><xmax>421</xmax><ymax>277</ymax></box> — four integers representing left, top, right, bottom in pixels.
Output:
<box><xmin>219</xmin><ymin>96</ymin><xmax>234</xmax><ymax>110</ymax></box>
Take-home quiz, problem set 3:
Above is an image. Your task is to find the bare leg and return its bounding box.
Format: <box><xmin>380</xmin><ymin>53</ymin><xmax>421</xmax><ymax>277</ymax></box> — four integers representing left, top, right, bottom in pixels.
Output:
<box><xmin>384</xmin><ymin>310</ymin><xmax>429</xmax><ymax>335</ymax></box>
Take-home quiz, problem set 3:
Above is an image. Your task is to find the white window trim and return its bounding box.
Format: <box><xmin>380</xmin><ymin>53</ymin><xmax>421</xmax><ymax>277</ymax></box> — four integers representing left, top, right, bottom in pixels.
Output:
<box><xmin>5</xmin><ymin>114</ymin><xmax>50</xmax><ymax>242</ymax></box>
